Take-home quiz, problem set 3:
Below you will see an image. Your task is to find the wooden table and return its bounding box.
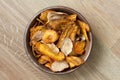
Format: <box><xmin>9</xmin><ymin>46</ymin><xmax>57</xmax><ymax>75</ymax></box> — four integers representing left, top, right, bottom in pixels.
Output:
<box><xmin>0</xmin><ymin>0</ymin><xmax>120</xmax><ymax>80</ymax></box>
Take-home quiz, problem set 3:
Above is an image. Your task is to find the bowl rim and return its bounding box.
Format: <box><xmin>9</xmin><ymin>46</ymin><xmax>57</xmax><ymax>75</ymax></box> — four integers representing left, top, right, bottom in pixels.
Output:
<box><xmin>24</xmin><ymin>6</ymin><xmax>93</xmax><ymax>74</ymax></box>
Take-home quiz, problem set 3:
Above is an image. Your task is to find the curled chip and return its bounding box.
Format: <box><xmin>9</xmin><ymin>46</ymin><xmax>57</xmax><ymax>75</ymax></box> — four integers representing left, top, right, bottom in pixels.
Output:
<box><xmin>38</xmin><ymin>55</ymin><xmax>52</xmax><ymax>64</ymax></box>
<box><xmin>66</xmin><ymin>56</ymin><xmax>84</xmax><ymax>68</ymax></box>
<box><xmin>66</xmin><ymin>14</ymin><xmax>77</xmax><ymax>21</ymax></box>
<box><xmin>42</xmin><ymin>30</ymin><xmax>59</xmax><ymax>43</ymax></box>
<box><xmin>74</xmin><ymin>41</ymin><xmax>86</xmax><ymax>55</ymax></box>
<box><xmin>78</xmin><ymin>20</ymin><xmax>90</xmax><ymax>41</ymax></box>
<box><xmin>40</xmin><ymin>10</ymin><xmax>55</xmax><ymax>22</ymax></box>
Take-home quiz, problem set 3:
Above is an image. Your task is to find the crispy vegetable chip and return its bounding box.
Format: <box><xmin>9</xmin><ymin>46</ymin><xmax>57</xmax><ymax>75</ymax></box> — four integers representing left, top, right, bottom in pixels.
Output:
<box><xmin>78</xmin><ymin>20</ymin><xmax>90</xmax><ymax>41</ymax></box>
<box><xmin>42</xmin><ymin>30</ymin><xmax>59</xmax><ymax>43</ymax></box>
<box><xmin>51</xmin><ymin>61</ymin><xmax>69</xmax><ymax>72</ymax></box>
<box><xmin>74</xmin><ymin>41</ymin><xmax>86</xmax><ymax>55</ymax></box>
<box><xmin>40</xmin><ymin>10</ymin><xmax>55</xmax><ymax>22</ymax></box>
<box><xmin>66</xmin><ymin>56</ymin><xmax>84</xmax><ymax>68</ymax></box>
<box><xmin>35</xmin><ymin>42</ymin><xmax>65</xmax><ymax>61</ymax></box>
<box><xmin>70</xmin><ymin>25</ymin><xmax>78</xmax><ymax>41</ymax></box>
<box><xmin>66</xmin><ymin>14</ymin><xmax>77</xmax><ymax>21</ymax></box>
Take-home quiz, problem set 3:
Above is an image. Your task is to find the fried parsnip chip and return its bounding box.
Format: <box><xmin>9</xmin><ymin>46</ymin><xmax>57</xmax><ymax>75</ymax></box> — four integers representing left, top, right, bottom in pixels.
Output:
<box><xmin>40</xmin><ymin>10</ymin><xmax>55</xmax><ymax>22</ymax></box>
<box><xmin>51</xmin><ymin>61</ymin><xmax>69</xmax><ymax>72</ymax></box>
<box><xmin>61</xmin><ymin>38</ymin><xmax>73</xmax><ymax>56</ymax></box>
<box><xmin>38</xmin><ymin>55</ymin><xmax>51</xmax><ymax>64</ymax></box>
<box><xmin>57</xmin><ymin>24</ymin><xmax>73</xmax><ymax>48</ymax></box>
<box><xmin>78</xmin><ymin>20</ymin><xmax>90</xmax><ymax>41</ymax></box>
<box><xmin>66</xmin><ymin>56</ymin><xmax>84</xmax><ymax>68</ymax></box>
<box><xmin>47</xmin><ymin>43</ymin><xmax>59</xmax><ymax>53</ymax></box>
<box><xmin>78</xmin><ymin>20</ymin><xmax>90</xmax><ymax>31</ymax></box>
<box><xmin>70</xmin><ymin>25</ymin><xmax>78</xmax><ymax>41</ymax></box>
<box><xmin>30</xmin><ymin>26</ymin><xmax>47</xmax><ymax>41</ymax></box>
<box><xmin>48</xmin><ymin>19</ymin><xmax>70</xmax><ymax>30</ymax></box>
<box><xmin>47</xmin><ymin>12</ymin><xmax>68</xmax><ymax>21</ymax></box>
<box><xmin>35</xmin><ymin>42</ymin><xmax>65</xmax><ymax>61</ymax></box>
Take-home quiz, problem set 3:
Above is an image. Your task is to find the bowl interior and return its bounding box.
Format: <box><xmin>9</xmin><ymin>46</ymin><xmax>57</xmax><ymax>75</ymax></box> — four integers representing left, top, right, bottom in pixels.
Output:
<box><xmin>24</xmin><ymin>6</ymin><xmax>92</xmax><ymax>74</ymax></box>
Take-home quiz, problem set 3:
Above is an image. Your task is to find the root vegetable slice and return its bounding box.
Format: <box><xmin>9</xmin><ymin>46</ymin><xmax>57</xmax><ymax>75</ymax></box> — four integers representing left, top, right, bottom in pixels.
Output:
<box><xmin>77</xmin><ymin>20</ymin><xmax>90</xmax><ymax>32</ymax></box>
<box><xmin>74</xmin><ymin>41</ymin><xmax>86</xmax><ymax>55</ymax></box>
<box><xmin>38</xmin><ymin>55</ymin><xmax>51</xmax><ymax>64</ymax></box>
<box><xmin>40</xmin><ymin>10</ymin><xmax>55</xmax><ymax>22</ymax></box>
<box><xmin>31</xmin><ymin>31</ymin><xmax>43</xmax><ymax>41</ymax></box>
<box><xmin>30</xmin><ymin>26</ymin><xmax>43</xmax><ymax>39</ymax></box>
<box><xmin>82</xmin><ymin>29</ymin><xmax>88</xmax><ymax>41</ymax></box>
<box><xmin>77</xmin><ymin>20</ymin><xmax>90</xmax><ymax>41</ymax></box>
<box><xmin>47</xmin><ymin>43</ymin><xmax>59</xmax><ymax>53</ymax></box>
<box><xmin>35</xmin><ymin>42</ymin><xmax>65</xmax><ymax>61</ymax></box>
<box><xmin>48</xmin><ymin>19</ymin><xmax>70</xmax><ymax>30</ymax></box>
<box><xmin>42</xmin><ymin>30</ymin><xmax>59</xmax><ymax>43</ymax></box>
<box><xmin>51</xmin><ymin>61</ymin><xmax>69</xmax><ymax>72</ymax></box>
<box><xmin>47</xmin><ymin>12</ymin><xmax>68</xmax><ymax>21</ymax></box>
<box><xmin>66</xmin><ymin>56</ymin><xmax>84</xmax><ymax>68</ymax></box>
<box><xmin>70</xmin><ymin>25</ymin><xmax>78</xmax><ymax>41</ymax></box>
<box><xmin>57</xmin><ymin>25</ymin><xmax>71</xmax><ymax>48</ymax></box>
<box><xmin>61</xmin><ymin>38</ymin><xmax>73</xmax><ymax>56</ymax></box>
<box><xmin>66</xmin><ymin>14</ymin><xmax>77</xmax><ymax>21</ymax></box>
<box><xmin>30</xmin><ymin>26</ymin><xmax>46</xmax><ymax>41</ymax></box>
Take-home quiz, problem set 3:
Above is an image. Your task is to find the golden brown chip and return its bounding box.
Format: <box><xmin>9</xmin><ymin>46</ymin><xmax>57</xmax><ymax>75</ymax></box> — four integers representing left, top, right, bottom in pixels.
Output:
<box><xmin>42</xmin><ymin>30</ymin><xmax>59</xmax><ymax>43</ymax></box>
<box><xmin>57</xmin><ymin>22</ymin><xmax>74</xmax><ymax>48</ymax></box>
<box><xmin>83</xmin><ymin>28</ymin><xmax>88</xmax><ymax>41</ymax></box>
<box><xmin>40</xmin><ymin>10</ymin><xmax>55</xmax><ymax>22</ymax></box>
<box><xmin>77</xmin><ymin>20</ymin><xmax>90</xmax><ymax>32</ymax></box>
<box><xmin>48</xmin><ymin>19</ymin><xmax>70</xmax><ymax>30</ymax></box>
<box><xmin>66</xmin><ymin>14</ymin><xmax>77</xmax><ymax>21</ymax></box>
<box><xmin>66</xmin><ymin>56</ymin><xmax>84</xmax><ymax>68</ymax></box>
<box><xmin>38</xmin><ymin>55</ymin><xmax>52</xmax><ymax>64</ymax></box>
<box><xmin>77</xmin><ymin>20</ymin><xmax>90</xmax><ymax>41</ymax></box>
<box><xmin>30</xmin><ymin>26</ymin><xmax>43</xmax><ymax>39</ymax></box>
<box><xmin>70</xmin><ymin>25</ymin><xmax>78</xmax><ymax>41</ymax></box>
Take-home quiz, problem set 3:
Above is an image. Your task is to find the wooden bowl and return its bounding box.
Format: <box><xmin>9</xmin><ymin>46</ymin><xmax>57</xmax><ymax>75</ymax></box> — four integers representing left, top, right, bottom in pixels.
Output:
<box><xmin>24</xmin><ymin>6</ymin><xmax>92</xmax><ymax>74</ymax></box>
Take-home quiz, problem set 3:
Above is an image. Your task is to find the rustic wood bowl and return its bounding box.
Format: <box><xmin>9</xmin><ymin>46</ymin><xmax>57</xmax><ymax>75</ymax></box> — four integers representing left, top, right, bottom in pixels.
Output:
<box><xmin>24</xmin><ymin>6</ymin><xmax>92</xmax><ymax>74</ymax></box>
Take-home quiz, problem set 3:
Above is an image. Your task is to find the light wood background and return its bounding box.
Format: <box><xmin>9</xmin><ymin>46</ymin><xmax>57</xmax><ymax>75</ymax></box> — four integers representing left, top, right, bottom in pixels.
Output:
<box><xmin>0</xmin><ymin>0</ymin><xmax>120</xmax><ymax>80</ymax></box>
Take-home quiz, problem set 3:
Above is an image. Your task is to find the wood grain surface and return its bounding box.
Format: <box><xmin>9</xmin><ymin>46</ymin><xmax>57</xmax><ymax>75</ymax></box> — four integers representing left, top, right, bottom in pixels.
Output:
<box><xmin>0</xmin><ymin>0</ymin><xmax>120</xmax><ymax>80</ymax></box>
